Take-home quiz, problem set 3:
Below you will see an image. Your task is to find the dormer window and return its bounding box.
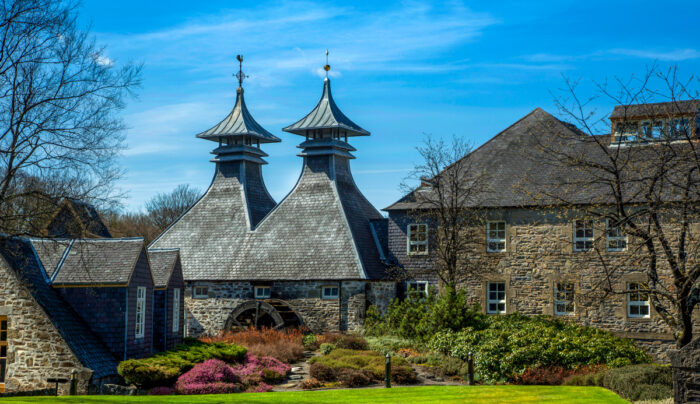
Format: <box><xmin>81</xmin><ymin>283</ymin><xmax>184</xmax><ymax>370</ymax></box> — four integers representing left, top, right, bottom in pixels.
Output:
<box><xmin>670</xmin><ymin>118</ymin><xmax>691</xmax><ymax>139</ymax></box>
<box><xmin>614</xmin><ymin>122</ymin><xmax>638</xmax><ymax>143</ymax></box>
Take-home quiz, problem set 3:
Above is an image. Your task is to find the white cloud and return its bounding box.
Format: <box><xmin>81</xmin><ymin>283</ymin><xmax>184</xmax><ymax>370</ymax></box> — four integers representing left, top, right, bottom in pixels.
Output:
<box><xmin>608</xmin><ymin>48</ymin><xmax>700</xmax><ymax>61</ymax></box>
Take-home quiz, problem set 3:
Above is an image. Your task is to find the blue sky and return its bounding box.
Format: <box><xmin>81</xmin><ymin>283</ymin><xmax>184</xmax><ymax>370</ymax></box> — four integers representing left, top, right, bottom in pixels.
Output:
<box><xmin>80</xmin><ymin>0</ymin><xmax>700</xmax><ymax>212</ymax></box>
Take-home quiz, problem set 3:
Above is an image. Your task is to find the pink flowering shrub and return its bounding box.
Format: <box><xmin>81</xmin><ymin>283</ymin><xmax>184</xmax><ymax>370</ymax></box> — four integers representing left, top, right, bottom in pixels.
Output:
<box><xmin>149</xmin><ymin>386</ymin><xmax>174</xmax><ymax>395</ymax></box>
<box><xmin>175</xmin><ymin>359</ymin><xmax>240</xmax><ymax>395</ymax></box>
<box><xmin>231</xmin><ymin>353</ymin><xmax>290</xmax><ymax>385</ymax></box>
<box><xmin>248</xmin><ymin>382</ymin><xmax>273</xmax><ymax>393</ymax></box>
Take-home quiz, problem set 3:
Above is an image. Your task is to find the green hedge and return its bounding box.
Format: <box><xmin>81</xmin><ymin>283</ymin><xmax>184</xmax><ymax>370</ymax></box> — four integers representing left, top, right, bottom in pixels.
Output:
<box><xmin>117</xmin><ymin>340</ymin><xmax>247</xmax><ymax>388</ymax></box>
<box><xmin>309</xmin><ymin>349</ymin><xmax>416</xmax><ymax>385</ymax></box>
<box><xmin>429</xmin><ymin>314</ymin><xmax>650</xmax><ymax>382</ymax></box>
<box><xmin>565</xmin><ymin>364</ymin><xmax>672</xmax><ymax>401</ymax></box>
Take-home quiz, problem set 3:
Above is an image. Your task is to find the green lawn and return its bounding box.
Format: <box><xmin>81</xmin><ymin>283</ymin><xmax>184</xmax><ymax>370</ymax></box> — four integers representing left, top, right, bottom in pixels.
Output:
<box><xmin>1</xmin><ymin>386</ymin><xmax>628</xmax><ymax>403</ymax></box>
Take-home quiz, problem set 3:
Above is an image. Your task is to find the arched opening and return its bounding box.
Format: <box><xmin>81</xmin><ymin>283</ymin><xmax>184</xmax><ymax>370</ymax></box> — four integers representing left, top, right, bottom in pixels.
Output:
<box><xmin>225</xmin><ymin>299</ymin><xmax>303</xmax><ymax>330</ymax></box>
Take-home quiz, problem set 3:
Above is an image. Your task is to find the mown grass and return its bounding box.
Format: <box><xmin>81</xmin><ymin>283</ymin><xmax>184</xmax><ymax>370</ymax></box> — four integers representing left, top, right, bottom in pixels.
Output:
<box><xmin>1</xmin><ymin>385</ymin><xmax>628</xmax><ymax>403</ymax></box>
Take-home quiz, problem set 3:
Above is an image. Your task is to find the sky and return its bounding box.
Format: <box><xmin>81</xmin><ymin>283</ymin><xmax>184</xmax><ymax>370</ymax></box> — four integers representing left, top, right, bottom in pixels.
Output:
<box><xmin>79</xmin><ymin>0</ymin><xmax>700</xmax><ymax>213</ymax></box>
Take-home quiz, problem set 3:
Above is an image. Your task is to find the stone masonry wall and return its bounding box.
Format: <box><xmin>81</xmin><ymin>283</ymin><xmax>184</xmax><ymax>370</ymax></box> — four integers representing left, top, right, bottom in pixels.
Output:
<box><xmin>184</xmin><ymin>280</ymin><xmax>381</xmax><ymax>336</ymax></box>
<box><xmin>366</xmin><ymin>282</ymin><xmax>397</xmax><ymax>315</ymax></box>
<box><xmin>391</xmin><ymin>208</ymin><xmax>700</xmax><ymax>362</ymax></box>
<box><xmin>0</xmin><ymin>259</ymin><xmax>91</xmax><ymax>395</ymax></box>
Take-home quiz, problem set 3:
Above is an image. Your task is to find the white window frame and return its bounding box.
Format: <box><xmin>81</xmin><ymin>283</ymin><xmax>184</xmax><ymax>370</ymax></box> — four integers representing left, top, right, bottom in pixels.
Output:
<box><xmin>172</xmin><ymin>288</ymin><xmax>180</xmax><ymax>333</ymax></box>
<box><xmin>193</xmin><ymin>285</ymin><xmax>209</xmax><ymax>299</ymax></box>
<box><xmin>135</xmin><ymin>286</ymin><xmax>146</xmax><ymax>339</ymax></box>
<box><xmin>627</xmin><ymin>282</ymin><xmax>650</xmax><ymax>318</ymax></box>
<box><xmin>486</xmin><ymin>221</ymin><xmax>506</xmax><ymax>253</ymax></box>
<box><xmin>406</xmin><ymin>281</ymin><xmax>429</xmax><ymax>297</ymax></box>
<box><xmin>486</xmin><ymin>282</ymin><xmax>506</xmax><ymax>314</ymax></box>
<box><xmin>407</xmin><ymin>223</ymin><xmax>428</xmax><ymax>255</ymax></box>
<box><xmin>554</xmin><ymin>282</ymin><xmax>575</xmax><ymax>316</ymax></box>
<box><xmin>322</xmin><ymin>286</ymin><xmax>339</xmax><ymax>300</ymax></box>
<box><xmin>573</xmin><ymin>219</ymin><xmax>594</xmax><ymax>252</ymax></box>
<box><xmin>254</xmin><ymin>286</ymin><xmax>271</xmax><ymax>299</ymax></box>
<box><xmin>606</xmin><ymin>219</ymin><xmax>627</xmax><ymax>252</ymax></box>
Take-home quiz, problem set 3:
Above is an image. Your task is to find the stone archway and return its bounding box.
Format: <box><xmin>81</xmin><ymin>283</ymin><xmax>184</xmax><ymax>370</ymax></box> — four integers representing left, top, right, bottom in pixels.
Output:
<box><xmin>224</xmin><ymin>299</ymin><xmax>303</xmax><ymax>330</ymax></box>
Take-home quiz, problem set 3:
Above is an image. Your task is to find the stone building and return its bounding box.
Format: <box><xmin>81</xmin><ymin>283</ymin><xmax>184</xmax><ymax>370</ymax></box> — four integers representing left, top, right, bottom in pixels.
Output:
<box><xmin>0</xmin><ymin>234</ymin><xmax>184</xmax><ymax>394</ymax></box>
<box><xmin>384</xmin><ymin>104</ymin><xmax>700</xmax><ymax>361</ymax></box>
<box><xmin>150</xmin><ymin>63</ymin><xmax>395</xmax><ymax>335</ymax></box>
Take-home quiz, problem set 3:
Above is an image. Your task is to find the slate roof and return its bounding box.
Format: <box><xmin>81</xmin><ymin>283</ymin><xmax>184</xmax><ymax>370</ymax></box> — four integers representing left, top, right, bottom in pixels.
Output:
<box><xmin>386</xmin><ymin>107</ymin><xmax>700</xmax><ymax>212</ymax></box>
<box><xmin>148</xmin><ymin>248</ymin><xmax>180</xmax><ymax>288</ymax></box>
<box><xmin>610</xmin><ymin>100</ymin><xmax>700</xmax><ymax>119</ymax></box>
<box><xmin>29</xmin><ymin>239</ymin><xmax>71</xmax><ymax>278</ymax></box>
<box><xmin>44</xmin><ymin>199</ymin><xmax>112</xmax><ymax>238</ymax></box>
<box><xmin>43</xmin><ymin>238</ymin><xmax>147</xmax><ymax>286</ymax></box>
<box><xmin>196</xmin><ymin>88</ymin><xmax>281</xmax><ymax>143</ymax></box>
<box><xmin>283</xmin><ymin>78</ymin><xmax>370</xmax><ymax>137</ymax></box>
<box><xmin>0</xmin><ymin>237</ymin><xmax>119</xmax><ymax>379</ymax></box>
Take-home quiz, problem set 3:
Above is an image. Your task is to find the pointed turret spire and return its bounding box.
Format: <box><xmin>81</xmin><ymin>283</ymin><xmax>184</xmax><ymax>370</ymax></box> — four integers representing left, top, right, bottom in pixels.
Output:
<box><xmin>283</xmin><ymin>52</ymin><xmax>369</xmax><ymax>138</ymax></box>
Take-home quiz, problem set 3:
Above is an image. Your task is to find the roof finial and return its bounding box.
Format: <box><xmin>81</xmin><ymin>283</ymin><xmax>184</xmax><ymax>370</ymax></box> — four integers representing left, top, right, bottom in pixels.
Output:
<box><xmin>323</xmin><ymin>49</ymin><xmax>330</xmax><ymax>79</ymax></box>
<box><xmin>235</xmin><ymin>54</ymin><xmax>248</xmax><ymax>90</ymax></box>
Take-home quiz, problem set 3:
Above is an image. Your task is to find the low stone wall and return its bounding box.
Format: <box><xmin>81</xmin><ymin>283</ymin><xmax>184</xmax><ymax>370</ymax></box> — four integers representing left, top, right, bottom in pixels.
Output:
<box><xmin>669</xmin><ymin>338</ymin><xmax>700</xmax><ymax>403</ymax></box>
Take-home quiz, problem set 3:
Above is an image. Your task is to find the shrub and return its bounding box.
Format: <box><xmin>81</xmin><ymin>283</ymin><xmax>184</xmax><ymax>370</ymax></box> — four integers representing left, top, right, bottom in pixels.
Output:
<box><xmin>175</xmin><ymin>359</ymin><xmax>240</xmax><ymax>395</ymax></box>
<box><xmin>428</xmin><ymin>314</ymin><xmax>650</xmax><ymax>383</ymax></box>
<box><xmin>365</xmin><ymin>335</ymin><xmax>422</xmax><ymax>355</ymax></box>
<box><xmin>318</xmin><ymin>333</ymin><xmax>344</xmax><ymax>345</ymax></box>
<box><xmin>302</xmin><ymin>334</ymin><xmax>319</xmax><ymax>351</ymax></box>
<box><xmin>309</xmin><ymin>349</ymin><xmax>416</xmax><ymax>385</ymax></box>
<box><xmin>117</xmin><ymin>340</ymin><xmax>247</xmax><ymax>389</ymax></box>
<box><xmin>299</xmin><ymin>377</ymin><xmax>323</xmax><ymax>390</ymax></box>
<box><xmin>309</xmin><ymin>363</ymin><xmax>336</xmax><ymax>382</ymax></box>
<box><xmin>320</xmin><ymin>343</ymin><xmax>336</xmax><ymax>355</ymax></box>
<box><xmin>201</xmin><ymin>328</ymin><xmax>305</xmax><ymax>364</ymax></box>
<box><xmin>335</xmin><ymin>335</ymin><xmax>369</xmax><ymax>350</ymax></box>
<box><xmin>247</xmin><ymin>382</ymin><xmax>273</xmax><ymax>393</ymax></box>
<box><xmin>511</xmin><ymin>366</ymin><xmax>577</xmax><ymax>385</ymax></box>
<box><xmin>230</xmin><ymin>353</ymin><xmax>290</xmax><ymax>386</ymax></box>
<box><xmin>602</xmin><ymin>364</ymin><xmax>672</xmax><ymax>401</ymax></box>
<box><xmin>149</xmin><ymin>386</ymin><xmax>174</xmax><ymax>395</ymax></box>
<box><xmin>337</xmin><ymin>368</ymin><xmax>373</xmax><ymax>387</ymax></box>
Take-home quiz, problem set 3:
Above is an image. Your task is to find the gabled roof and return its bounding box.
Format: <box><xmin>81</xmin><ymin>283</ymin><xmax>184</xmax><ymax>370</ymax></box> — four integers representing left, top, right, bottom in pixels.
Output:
<box><xmin>283</xmin><ymin>78</ymin><xmax>370</xmax><ymax>137</ymax></box>
<box><xmin>0</xmin><ymin>237</ymin><xmax>119</xmax><ymax>379</ymax></box>
<box><xmin>384</xmin><ymin>108</ymin><xmax>600</xmax><ymax>210</ymax></box>
<box><xmin>148</xmin><ymin>248</ymin><xmax>180</xmax><ymax>289</ymax></box>
<box><xmin>44</xmin><ymin>199</ymin><xmax>112</xmax><ymax>238</ymax></box>
<box><xmin>29</xmin><ymin>239</ymin><xmax>72</xmax><ymax>278</ymax></box>
<box><xmin>42</xmin><ymin>238</ymin><xmax>148</xmax><ymax>286</ymax></box>
<box><xmin>196</xmin><ymin>88</ymin><xmax>281</xmax><ymax>143</ymax></box>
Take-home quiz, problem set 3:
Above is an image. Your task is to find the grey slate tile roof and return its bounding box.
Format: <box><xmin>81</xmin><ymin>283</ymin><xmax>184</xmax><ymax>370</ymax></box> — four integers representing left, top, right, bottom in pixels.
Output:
<box><xmin>44</xmin><ymin>199</ymin><xmax>112</xmax><ymax>238</ymax></box>
<box><xmin>196</xmin><ymin>88</ymin><xmax>281</xmax><ymax>143</ymax></box>
<box><xmin>29</xmin><ymin>239</ymin><xmax>71</xmax><ymax>278</ymax></box>
<box><xmin>610</xmin><ymin>100</ymin><xmax>700</xmax><ymax>119</ymax></box>
<box><xmin>47</xmin><ymin>238</ymin><xmax>147</xmax><ymax>286</ymax></box>
<box><xmin>283</xmin><ymin>78</ymin><xmax>370</xmax><ymax>137</ymax></box>
<box><xmin>0</xmin><ymin>237</ymin><xmax>119</xmax><ymax>379</ymax></box>
<box><xmin>148</xmin><ymin>248</ymin><xmax>180</xmax><ymax>288</ymax></box>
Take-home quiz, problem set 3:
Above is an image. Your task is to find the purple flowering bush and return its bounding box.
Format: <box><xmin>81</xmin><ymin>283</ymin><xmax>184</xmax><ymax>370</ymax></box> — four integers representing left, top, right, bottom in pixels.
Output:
<box><xmin>175</xmin><ymin>359</ymin><xmax>241</xmax><ymax>395</ymax></box>
<box><xmin>231</xmin><ymin>353</ymin><xmax>290</xmax><ymax>385</ymax></box>
<box><xmin>149</xmin><ymin>386</ymin><xmax>174</xmax><ymax>395</ymax></box>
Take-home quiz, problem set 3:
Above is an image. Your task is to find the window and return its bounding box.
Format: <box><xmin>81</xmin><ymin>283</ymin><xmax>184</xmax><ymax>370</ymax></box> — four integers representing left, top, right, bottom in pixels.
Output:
<box><xmin>627</xmin><ymin>282</ymin><xmax>650</xmax><ymax>318</ymax></box>
<box><xmin>573</xmin><ymin>219</ymin><xmax>594</xmax><ymax>251</ymax></box>
<box><xmin>172</xmin><ymin>289</ymin><xmax>180</xmax><ymax>333</ymax></box>
<box><xmin>487</xmin><ymin>221</ymin><xmax>506</xmax><ymax>252</ymax></box>
<box><xmin>406</xmin><ymin>281</ymin><xmax>429</xmax><ymax>297</ymax></box>
<box><xmin>0</xmin><ymin>316</ymin><xmax>6</xmax><ymax>392</ymax></box>
<box><xmin>407</xmin><ymin>223</ymin><xmax>428</xmax><ymax>255</ymax></box>
<box><xmin>193</xmin><ymin>285</ymin><xmax>208</xmax><ymax>299</ymax></box>
<box><xmin>614</xmin><ymin>122</ymin><xmax>638</xmax><ymax>143</ymax></box>
<box><xmin>554</xmin><ymin>282</ymin><xmax>575</xmax><ymax>315</ymax></box>
<box><xmin>254</xmin><ymin>286</ymin><xmax>271</xmax><ymax>299</ymax></box>
<box><xmin>487</xmin><ymin>282</ymin><xmax>506</xmax><ymax>314</ymax></box>
<box><xmin>606</xmin><ymin>219</ymin><xmax>627</xmax><ymax>252</ymax></box>
<box><xmin>670</xmin><ymin>118</ymin><xmax>691</xmax><ymax>139</ymax></box>
<box><xmin>135</xmin><ymin>286</ymin><xmax>146</xmax><ymax>339</ymax></box>
<box><xmin>322</xmin><ymin>286</ymin><xmax>339</xmax><ymax>299</ymax></box>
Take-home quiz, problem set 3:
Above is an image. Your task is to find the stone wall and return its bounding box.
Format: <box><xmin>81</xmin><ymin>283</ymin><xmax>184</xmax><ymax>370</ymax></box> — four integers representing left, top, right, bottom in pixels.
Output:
<box><xmin>669</xmin><ymin>338</ymin><xmax>700</xmax><ymax>403</ymax></box>
<box><xmin>183</xmin><ymin>280</ymin><xmax>384</xmax><ymax>336</ymax></box>
<box><xmin>366</xmin><ymin>282</ymin><xmax>397</xmax><ymax>315</ymax></box>
<box><xmin>390</xmin><ymin>208</ymin><xmax>700</xmax><ymax>362</ymax></box>
<box><xmin>0</xmin><ymin>260</ymin><xmax>91</xmax><ymax>395</ymax></box>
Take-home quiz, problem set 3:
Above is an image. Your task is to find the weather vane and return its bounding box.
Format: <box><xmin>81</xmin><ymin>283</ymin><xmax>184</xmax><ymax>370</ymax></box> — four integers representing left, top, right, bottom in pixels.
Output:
<box><xmin>323</xmin><ymin>49</ymin><xmax>330</xmax><ymax>78</ymax></box>
<box><xmin>235</xmin><ymin>54</ymin><xmax>248</xmax><ymax>88</ymax></box>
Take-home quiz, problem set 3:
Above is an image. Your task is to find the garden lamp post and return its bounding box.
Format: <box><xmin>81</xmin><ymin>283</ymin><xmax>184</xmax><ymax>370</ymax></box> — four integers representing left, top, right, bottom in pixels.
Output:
<box><xmin>467</xmin><ymin>351</ymin><xmax>474</xmax><ymax>385</ymax></box>
<box><xmin>385</xmin><ymin>353</ymin><xmax>391</xmax><ymax>388</ymax></box>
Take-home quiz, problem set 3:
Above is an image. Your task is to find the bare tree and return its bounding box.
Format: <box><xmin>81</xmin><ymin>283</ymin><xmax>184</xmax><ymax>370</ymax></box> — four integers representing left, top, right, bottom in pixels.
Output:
<box><xmin>145</xmin><ymin>184</ymin><xmax>201</xmax><ymax>231</ymax></box>
<box><xmin>529</xmin><ymin>65</ymin><xmax>700</xmax><ymax>348</ymax></box>
<box><xmin>400</xmin><ymin>135</ymin><xmax>490</xmax><ymax>289</ymax></box>
<box><xmin>0</xmin><ymin>0</ymin><xmax>141</xmax><ymax>237</ymax></box>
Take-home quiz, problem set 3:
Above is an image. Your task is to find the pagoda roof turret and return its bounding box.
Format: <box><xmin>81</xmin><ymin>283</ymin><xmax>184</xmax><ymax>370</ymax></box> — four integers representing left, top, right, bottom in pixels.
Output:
<box><xmin>283</xmin><ymin>78</ymin><xmax>369</xmax><ymax>137</ymax></box>
<box><xmin>196</xmin><ymin>87</ymin><xmax>281</xmax><ymax>143</ymax></box>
